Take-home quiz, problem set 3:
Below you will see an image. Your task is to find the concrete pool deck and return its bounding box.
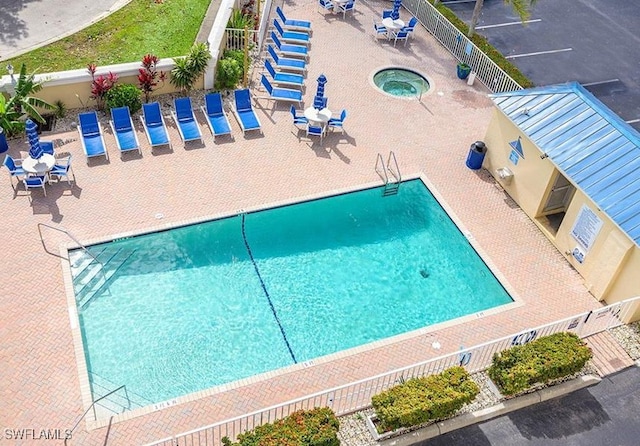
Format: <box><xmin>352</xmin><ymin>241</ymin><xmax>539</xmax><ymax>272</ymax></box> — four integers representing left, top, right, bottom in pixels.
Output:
<box><xmin>0</xmin><ymin>0</ymin><xmax>611</xmax><ymax>444</ymax></box>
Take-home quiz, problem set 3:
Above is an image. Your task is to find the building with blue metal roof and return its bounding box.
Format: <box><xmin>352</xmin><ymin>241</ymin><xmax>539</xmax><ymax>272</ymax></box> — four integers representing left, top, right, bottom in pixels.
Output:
<box><xmin>483</xmin><ymin>82</ymin><xmax>640</xmax><ymax>305</ymax></box>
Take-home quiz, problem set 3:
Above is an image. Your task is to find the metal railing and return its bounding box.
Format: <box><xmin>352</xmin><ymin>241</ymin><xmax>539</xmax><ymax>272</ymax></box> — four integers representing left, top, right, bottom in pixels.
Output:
<box><xmin>65</xmin><ymin>385</ymin><xmax>128</xmax><ymax>445</ymax></box>
<box><xmin>144</xmin><ymin>296</ymin><xmax>640</xmax><ymax>446</ymax></box>
<box><xmin>387</xmin><ymin>151</ymin><xmax>401</xmax><ymax>184</ymax></box>
<box><xmin>374</xmin><ymin>153</ymin><xmax>389</xmax><ymax>184</ymax></box>
<box><xmin>402</xmin><ymin>0</ymin><xmax>523</xmax><ymax>93</ymax></box>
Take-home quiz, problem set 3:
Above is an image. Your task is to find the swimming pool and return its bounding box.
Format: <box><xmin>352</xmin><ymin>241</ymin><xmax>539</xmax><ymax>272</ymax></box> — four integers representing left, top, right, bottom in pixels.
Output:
<box><xmin>74</xmin><ymin>179</ymin><xmax>512</xmax><ymax>409</ymax></box>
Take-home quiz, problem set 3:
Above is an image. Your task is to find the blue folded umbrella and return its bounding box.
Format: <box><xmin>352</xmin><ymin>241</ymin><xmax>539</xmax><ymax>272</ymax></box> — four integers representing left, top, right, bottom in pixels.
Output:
<box><xmin>25</xmin><ymin>119</ymin><xmax>43</xmax><ymax>159</ymax></box>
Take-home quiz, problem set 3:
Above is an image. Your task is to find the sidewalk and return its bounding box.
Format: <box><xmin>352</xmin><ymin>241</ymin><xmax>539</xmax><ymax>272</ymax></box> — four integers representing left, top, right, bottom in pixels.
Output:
<box><xmin>0</xmin><ymin>0</ymin><xmax>130</xmax><ymax>61</ymax></box>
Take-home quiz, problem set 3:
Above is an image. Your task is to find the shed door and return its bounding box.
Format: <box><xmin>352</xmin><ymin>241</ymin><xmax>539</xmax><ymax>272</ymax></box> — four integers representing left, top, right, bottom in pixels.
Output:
<box><xmin>542</xmin><ymin>173</ymin><xmax>574</xmax><ymax>215</ymax></box>
<box><xmin>584</xmin><ymin>231</ymin><xmax>633</xmax><ymax>300</ymax></box>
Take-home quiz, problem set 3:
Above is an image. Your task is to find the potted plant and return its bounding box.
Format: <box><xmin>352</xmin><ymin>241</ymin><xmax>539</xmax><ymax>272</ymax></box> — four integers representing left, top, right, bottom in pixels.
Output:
<box><xmin>457</xmin><ymin>62</ymin><xmax>472</xmax><ymax>80</ymax></box>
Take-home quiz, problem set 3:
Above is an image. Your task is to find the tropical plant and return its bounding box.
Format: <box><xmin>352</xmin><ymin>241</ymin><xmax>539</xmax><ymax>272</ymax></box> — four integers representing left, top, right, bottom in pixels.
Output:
<box><xmin>469</xmin><ymin>0</ymin><xmax>537</xmax><ymax>38</ymax></box>
<box><xmin>105</xmin><ymin>83</ymin><xmax>143</xmax><ymax>114</ymax></box>
<box><xmin>138</xmin><ymin>54</ymin><xmax>166</xmax><ymax>103</ymax></box>
<box><xmin>214</xmin><ymin>50</ymin><xmax>244</xmax><ymax>91</ymax></box>
<box><xmin>88</xmin><ymin>63</ymin><xmax>118</xmax><ymax>110</ymax></box>
<box><xmin>170</xmin><ymin>42</ymin><xmax>212</xmax><ymax>92</ymax></box>
<box><xmin>227</xmin><ymin>8</ymin><xmax>255</xmax><ymax>29</ymax></box>
<box><xmin>0</xmin><ymin>63</ymin><xmax>54</xmax><ymax>136</ymax></box>
<box><xmin>53</xmin><ymin>100</ymin><xmax>67</xmax><ymax>119</ymax></box>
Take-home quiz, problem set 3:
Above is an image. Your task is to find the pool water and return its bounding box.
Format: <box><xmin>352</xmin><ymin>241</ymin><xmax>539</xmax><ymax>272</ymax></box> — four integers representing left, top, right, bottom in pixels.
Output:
<box><xmin>75</xmin><ymin>179</ymin><xmax>512</xmax><ymax>407</ymax></box>
<box><xmin>373</xmin><ymin>68</ymin><xmax>430</xmax><ymax>97</ymax></box>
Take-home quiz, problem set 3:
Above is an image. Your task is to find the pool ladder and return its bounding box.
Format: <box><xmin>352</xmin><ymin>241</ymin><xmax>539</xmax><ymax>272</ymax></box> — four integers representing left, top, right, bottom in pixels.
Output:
<box><xmin>375</xmin><ymin>151</ymin><xmax>401</xmax><ymax>196</ymax></box>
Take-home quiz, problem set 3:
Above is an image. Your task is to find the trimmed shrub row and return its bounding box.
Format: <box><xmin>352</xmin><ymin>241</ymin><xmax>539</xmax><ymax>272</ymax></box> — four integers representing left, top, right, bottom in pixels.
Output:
<box><xmin>222</xmin><ymin>407</ymin><xmax>340</xmax><ymax>446</ymax></box>
<box><xmin>488</xmin><ymin>332</ymin><xmax>592</xmax><ymax>396</ymax></box>
<box><xmin>372</xmin><ymin>366</ymin><xmax>479</xmax><ymax>432</ymax></box>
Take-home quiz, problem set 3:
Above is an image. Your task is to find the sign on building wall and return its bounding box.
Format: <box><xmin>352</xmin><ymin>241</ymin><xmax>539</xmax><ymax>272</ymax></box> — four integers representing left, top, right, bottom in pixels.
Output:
<box><xmin>571</xmin><ymin>205</ymin><xmax>603</xmax><ymax>252</ymax></box>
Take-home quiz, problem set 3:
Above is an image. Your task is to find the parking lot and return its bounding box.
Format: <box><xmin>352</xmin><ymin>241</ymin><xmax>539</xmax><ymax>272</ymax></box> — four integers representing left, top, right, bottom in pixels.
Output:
<box><xmin>444</xmin><ymin>0</ymin><xmax>640</xmax><ymax>130</ymax></box>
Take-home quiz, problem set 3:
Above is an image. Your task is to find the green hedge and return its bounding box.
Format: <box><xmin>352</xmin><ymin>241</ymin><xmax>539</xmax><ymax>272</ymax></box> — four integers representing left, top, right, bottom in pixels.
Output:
<box><xmin>372</xmin><ymin>366</ymin><xmax>479</xmax><ymax>432</ymax></box>
<box><xmin>488</xmin><ymin>332</ymin><xmax>592</xmax><ymax>396</ymax></box>
<box><xmin>222</xmin><ymin>407</ymin><xmax>340</xmax><ymax>446</ymax></box>
<box><xmin>429</xmin><ymin>0</ymin><xmax>535</xmax><ymax>88</ymax></box>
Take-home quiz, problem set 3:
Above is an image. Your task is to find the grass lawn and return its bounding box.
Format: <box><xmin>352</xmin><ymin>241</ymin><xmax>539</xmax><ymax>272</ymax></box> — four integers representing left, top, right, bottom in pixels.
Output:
<box><xmin>4</xmin><ymin>0</ymin><xmax>212</xmax><ymax>73</ymax></box>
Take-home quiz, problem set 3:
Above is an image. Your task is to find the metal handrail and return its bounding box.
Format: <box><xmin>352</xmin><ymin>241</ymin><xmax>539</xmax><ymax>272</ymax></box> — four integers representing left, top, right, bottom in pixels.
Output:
<box><xmin>375</xmin><ymin>153</ymin><xmax>389</xmax><ymax>185</ymax></box>
<box><xmin>64</xmin><ymin>384</ymin><xmax>128</xmax><ymax>445</ymax></box>
<box><xmin>387</xmin><ymin>151</ymin><xmax>401</xmax><ymax>184</ymax></box>
<box><xmin>37</xmin><ymin>223</ymin><xmax>103</xmax><ymax>268</ymax></box>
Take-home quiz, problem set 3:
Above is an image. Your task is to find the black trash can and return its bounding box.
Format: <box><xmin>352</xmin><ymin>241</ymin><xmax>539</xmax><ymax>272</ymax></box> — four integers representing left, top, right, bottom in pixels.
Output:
<box><xmin>465</xmin><ymin>141</ymin><xmax>487</xmax><ymax>170</ymax></box>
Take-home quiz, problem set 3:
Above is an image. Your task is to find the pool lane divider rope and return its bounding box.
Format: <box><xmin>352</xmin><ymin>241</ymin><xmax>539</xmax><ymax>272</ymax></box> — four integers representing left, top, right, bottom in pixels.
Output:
<box><xmin>241</xmin><ymin>214</ymin><xmax>298</xmax><ymax>364</ymax></box>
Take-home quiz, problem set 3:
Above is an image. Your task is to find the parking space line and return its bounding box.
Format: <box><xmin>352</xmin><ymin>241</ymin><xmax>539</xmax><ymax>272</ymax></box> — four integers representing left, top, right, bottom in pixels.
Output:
<box><xmin>626</xmin><ymin>119</ymin><xmax>640</xmax><ymax>124</ymax></box>
<box><xmin>582</xmin><ymin>79</ymin><xmax>620</xmax><ymax>87</ymax></box>
<box><xmin>506</xmin><ymin>48</ymin><xmax>572</xmax><ymax>59</ymax></box>
<box><xmin>477</xmin><ymin>19</ymin><xmax>542</xmax><ymax>30</ymax></box>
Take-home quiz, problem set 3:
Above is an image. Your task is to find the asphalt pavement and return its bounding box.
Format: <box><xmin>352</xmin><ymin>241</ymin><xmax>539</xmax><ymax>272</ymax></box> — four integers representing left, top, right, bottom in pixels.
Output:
<box><xmin>443</xmin><ymin>0</ymin><xmax>640</xmax><ymax>130</ymax></box>
<box><xmin>417</xmin><ymin>366</ymin><xmax>640</xmax><ymax>446</ymax></box>
<box><xmin>0</xmin><ymin>0</ymin><xmax>129</xmax><ymax>61</ymax></box>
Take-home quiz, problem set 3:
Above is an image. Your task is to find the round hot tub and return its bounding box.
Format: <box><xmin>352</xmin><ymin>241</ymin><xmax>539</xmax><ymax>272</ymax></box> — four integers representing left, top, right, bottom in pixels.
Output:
<box><xmin>373</xmin><ymin>68</ymin><xmax>430</xmax><ymax>97</ymax></box>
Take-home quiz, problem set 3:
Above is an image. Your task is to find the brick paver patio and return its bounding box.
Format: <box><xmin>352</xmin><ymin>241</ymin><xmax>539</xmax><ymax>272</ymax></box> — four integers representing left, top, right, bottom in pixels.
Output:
<box><xmin>0</xmin><ymin>1</ymin><xmax>603</xmax><ymax>444</ymax></box>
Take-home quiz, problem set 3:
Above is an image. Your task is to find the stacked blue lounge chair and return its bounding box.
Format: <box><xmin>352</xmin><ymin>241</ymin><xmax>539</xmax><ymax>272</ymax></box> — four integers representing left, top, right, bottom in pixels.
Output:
<box><xmin>276</xmin><ymin>6</ymin><xmax>312</xmax><ymax>33</ymax></box>
<box><xmin>260</xmin><ymin>75</ymin><xmax>303</xmax><ymax>105</ymax></box>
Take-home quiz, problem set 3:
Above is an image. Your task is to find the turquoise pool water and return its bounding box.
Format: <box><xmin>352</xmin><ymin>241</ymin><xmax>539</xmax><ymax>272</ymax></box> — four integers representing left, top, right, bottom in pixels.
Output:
<box><xmin>76</xmin><ymin>179</ymin><xmax>512</xmax><ymax>407</ymax></box>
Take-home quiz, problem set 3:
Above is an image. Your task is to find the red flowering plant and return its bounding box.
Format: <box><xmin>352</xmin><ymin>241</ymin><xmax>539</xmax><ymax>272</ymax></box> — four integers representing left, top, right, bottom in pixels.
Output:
<box><xmin>138</xmin><ymin>54</ymin><xmax>166</xmax><ymax>103</ymax></box>
<box><xmin>87</xmin><ymin>63</ymin><xmax>118</xmax><ymax>110</ymax></box>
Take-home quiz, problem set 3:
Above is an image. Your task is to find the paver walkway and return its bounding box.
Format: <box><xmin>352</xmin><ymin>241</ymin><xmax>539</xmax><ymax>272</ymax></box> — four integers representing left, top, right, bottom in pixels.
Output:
<box><xmin>0</xmin><ymin>1</ymin><xmax>607</xmax><ymax>445</ymax></box>
<box><xmin>585</xmin><ymin>332</ymin><xmax>635</xmax><ymax>377</ymax></box>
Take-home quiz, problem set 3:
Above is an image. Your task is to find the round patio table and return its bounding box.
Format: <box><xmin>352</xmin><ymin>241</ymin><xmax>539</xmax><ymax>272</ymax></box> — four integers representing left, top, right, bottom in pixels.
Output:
<box><xmin>304</xmin><ymin>107</ymin><xmax>332</xmax><ymax>126</ymax></box>
<box><xmin>22</xmin><ymin>154</ymin><xmax>55</xmax><ymax>176</ymax></box>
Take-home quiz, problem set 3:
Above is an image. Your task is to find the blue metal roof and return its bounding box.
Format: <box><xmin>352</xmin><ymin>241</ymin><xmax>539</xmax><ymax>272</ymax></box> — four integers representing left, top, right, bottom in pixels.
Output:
<box><xmin>491</xmin><ymin>82</ymin><xmax>640</xmax><ymax>247</ymax></box>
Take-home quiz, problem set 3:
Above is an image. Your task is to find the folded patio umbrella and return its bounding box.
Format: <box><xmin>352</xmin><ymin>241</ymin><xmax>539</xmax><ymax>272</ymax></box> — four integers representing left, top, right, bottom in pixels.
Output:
<box><xmin>314</xmin><ymin>74</ymin><xmax>328</xmax><ymax>110</ymax></box>
<box><xmin>25</xmin><ymin>118</ymin><xmax>44</xmax><ymax>160</ymax></box>
<box><xmin>392</xmin><ymin>0</ymin><xmax>402</xmax><ymax>20</ymax></box>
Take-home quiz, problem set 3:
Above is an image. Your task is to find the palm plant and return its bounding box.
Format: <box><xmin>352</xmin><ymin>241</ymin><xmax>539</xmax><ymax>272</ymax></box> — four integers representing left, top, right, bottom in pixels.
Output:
<box><xmin>0</xmin><ymin>63</ymin><xmax>54</xmax><ymax>136</ymax></box>
<box><xmin>468</xmin><ymin>0</ymin><xmax>537</xmax><ymax>38</ymax></box>
<box><xmin>170</xmin><ymin>42</ymin><xmax>212</xmax><ymax>93</ymax></box>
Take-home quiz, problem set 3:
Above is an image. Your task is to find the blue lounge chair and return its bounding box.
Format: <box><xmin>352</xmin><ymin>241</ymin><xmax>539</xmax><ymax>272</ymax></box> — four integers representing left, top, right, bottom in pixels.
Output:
<box><xmin>404</xmin><ymin>17</ymin><xmax>418</xmax><ymax>35</ymax></box>
<box><xmin>267</xmin><ymin>46</ymin><xmax>307</xmax><ymax>73</ymax></box>
<box><xmin>273</xmin><ymin>19</ymin><xmax>311</xmax><ymax>46</ymax></box>
<box><xmin>276</xmin><ymin>6</ymin><xmax>312</xmax><ymax>32</ymax></box>
<box><xmin>109</xmin><ymin>106</ymin><xmax>141</xmax><ymax>155</ymax></box>
<box><xmin>271</xmin><ymin>31</ymin><xmax>309</xmax><ymax>59</ymax></box>
<box><xmin>260</xmin><ymin>75</ymin><xmax>303</xmax><ymax>105</ymax></box>
<box><xmin>232</xmin><ymin>89</ymin><xmax>262</xmax><ymax>135</ymax></box>
<box><xmin>201</xmin><ymin>93</ymin><xmax>232</xmax><ymax>138</ymax></box>
<box><xmin>264</xmin><ymin>59</ymin><xmax>305</xmax><ymax>89</ymax></box>
<box><xmin>172</xmin><ymin>97</ymin><xmax>203</xmax><ymax>143</ymax></box>
<box><xmin>78</xmin><ymin>111</ymin><xmax>109</xmax><ymax>160</ymax></box>
<box><xmin>2</xmin><ymin>155</ymin><xmax>25</xmax><ymax>189</ymax></box>
<box><xmin>140</xmin><ymin>102</ymin><xmax>171</xmax><ymax>149</ymax></box>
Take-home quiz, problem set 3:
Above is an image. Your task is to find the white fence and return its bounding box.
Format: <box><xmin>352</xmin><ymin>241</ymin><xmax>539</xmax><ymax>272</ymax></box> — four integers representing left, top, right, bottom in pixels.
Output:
<box><xmin>402</xmin><ymin>0</ymin><xmax>523</xmax><ymax>93</ymax></box>
<box><xmin>144</xmin><ymin>296</ymin><xmax>640</xmax><ymax>446</ymax></box>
